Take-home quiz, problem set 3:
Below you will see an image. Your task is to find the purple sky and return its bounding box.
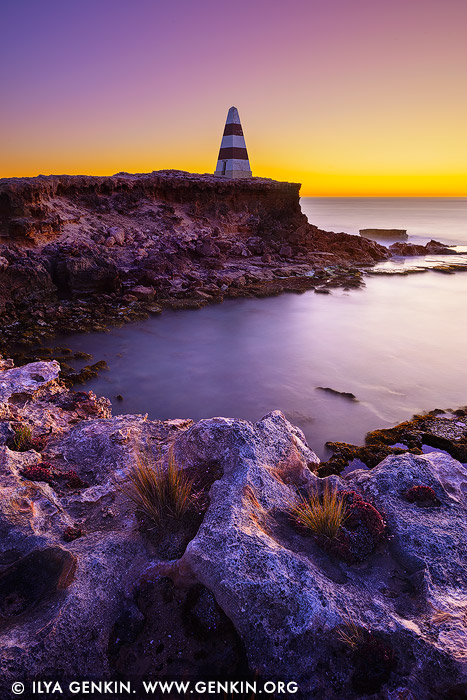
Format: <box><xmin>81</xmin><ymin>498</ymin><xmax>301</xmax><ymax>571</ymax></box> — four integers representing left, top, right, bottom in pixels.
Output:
<box><xmin>2</xmin><ymin>0</ymin><xmax>466</xmax><ymax>194</ymax></box>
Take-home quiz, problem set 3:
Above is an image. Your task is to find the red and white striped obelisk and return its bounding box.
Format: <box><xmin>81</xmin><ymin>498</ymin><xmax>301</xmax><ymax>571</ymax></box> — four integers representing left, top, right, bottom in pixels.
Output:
<box><xmin>214</xmin><ymin>106</ymin><xmax>252</xmax><ymax>179</ymax></box>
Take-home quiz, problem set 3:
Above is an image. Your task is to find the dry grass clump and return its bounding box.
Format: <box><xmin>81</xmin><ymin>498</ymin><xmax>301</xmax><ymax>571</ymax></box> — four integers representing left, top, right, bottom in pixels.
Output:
<box><xmin>290</xmin><ymin>483</ymin><xmax>346</xmax><ymax>539</ymax></box>
<box><xmin>13</xmin><ymin>424</ymin><xmax>33</xmax><ymax>451</ymax></box>
<box><xmin>336</xmin><ymin>616</ymin><xmax>367</xmax><ymax>648</ymax></box>
<box><xmin>126</xmin><ymin>447</ymin><xmax>194</xmax><ymax>523</ymax></box>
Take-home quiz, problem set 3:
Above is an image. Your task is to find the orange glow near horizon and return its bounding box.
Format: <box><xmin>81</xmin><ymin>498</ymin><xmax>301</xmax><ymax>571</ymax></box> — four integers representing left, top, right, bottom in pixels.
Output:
<box><xmin>4</xmin><ymin>158</ymin><xmax>464</xmax><ymax>198</ymax></box>
<box><xmin>1</xmin><ymin>0</ymin><xmax>466</xmax><ymax>197</ymax></box>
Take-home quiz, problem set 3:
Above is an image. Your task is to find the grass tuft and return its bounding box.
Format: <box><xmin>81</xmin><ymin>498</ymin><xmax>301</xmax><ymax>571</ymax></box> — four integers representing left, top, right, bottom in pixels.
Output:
<box><xmin>290</xmin><ymin>482</ymin><xmax>346</xmax><ymax>539</ymax></box>
<box><xmin>336</xmin><ymin>616</ymin><xmax>367</xmax><ymax>648</ymax></box>
<box><xmin>13</xmin><ymin>424</ymin><xmax>33</xmax><ymax>451</ymax></box>
<box><xmin>125</xmin><ymin>446</ymin><xmax>194</xmax><ymax>523</ymax></box>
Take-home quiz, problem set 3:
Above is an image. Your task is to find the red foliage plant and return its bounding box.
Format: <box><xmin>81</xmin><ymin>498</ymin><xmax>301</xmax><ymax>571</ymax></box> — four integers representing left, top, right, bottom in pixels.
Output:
<box><xmin>20</xmin><ymin>463</ymin><xmax>87</xmax><ymax>490</ymax></box>
<box><xmin>62</xmin><ymin>470</ymin><xmax>88</xmax><ymax>489</ymax></box>
<box><xmin>323</xmin><ymin>491</ymin><xmax>386</xmax><ymax>563</ymax></box>
<box><xmin>405</xmin><ymin>485</ymin><xmax>437</xmax><ymax>503</ymax></box>
<box><xmin>21</xmin><ymin>464</ymin><xmax>55</xmax><ymax>484</ymax></box>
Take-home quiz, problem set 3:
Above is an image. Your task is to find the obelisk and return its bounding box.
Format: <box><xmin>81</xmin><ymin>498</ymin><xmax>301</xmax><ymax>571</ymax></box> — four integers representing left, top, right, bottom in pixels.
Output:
<box><xmin>214</xmin><ymin>106</ymin><xmax>252</xmax><ymax>178</ymax></box>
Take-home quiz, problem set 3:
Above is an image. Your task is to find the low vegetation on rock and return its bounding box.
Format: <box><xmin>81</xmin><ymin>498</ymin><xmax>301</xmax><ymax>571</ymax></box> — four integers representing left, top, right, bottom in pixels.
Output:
<box><xmin>290</xmin><ymin>483</ymin><xmax>346</xmax><ymax>539</ymax></box>
<box><xmin>8</xmin><ymin>422</ymin><xmax>48</xmax><ymax>452</ymax></box>
<box><xmin>21</xmin><ymin>462</ymin><xmax>87</xmax><ymax>489</ymax></box>
<box><xmin>290</xmin><ymin>486</ymin><xmax>386</xmax><ymax>563</ymax></box>
<box><xmin>336</xmin><ymin>616</ymin><xmax>368</xmax><ymax>649</ymax></box>
<box><xmin>405</xmin><ymin>484</ymin><xmax>439</xmax><ymax>504</ymax></box>
<box><xmin>12</xmin><ymin>423</ymin><xmax>33</xmax><ymax>451</ymax></box>
<box><xmin>63</xmin><ymin>526</ymin><xmax>83</xmax><ymax>542</ymax></box>
<box><xmin>331</xmin><ymin>491</ymin><xmax>386</xmax><ymax>563</ymax></box>
<box><xmin>21</xmin><ymin>463</ymin><xmax>55</xmax><ymax>484</ymax></box>
<box><xmin>125</xmin><ymin>447</ymin><xmax>194</xmax><ymax>523</ymax></box>
<box><xmin>337</xmin><ymin>619</ymin><xmax>395</xmax><ymax>694</ymax></box>
<box><xmin>319</xmin><ymin>407</ymin><xmax>467</xmax><ymax>476</ymax></box>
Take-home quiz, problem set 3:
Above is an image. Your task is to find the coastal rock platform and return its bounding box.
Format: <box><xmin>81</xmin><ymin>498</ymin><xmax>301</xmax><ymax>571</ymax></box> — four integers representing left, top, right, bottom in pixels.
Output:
<box><xmin>0</xmin><ymin>357</ymin><xmax>466</xmax><ymax>699</ymax></box>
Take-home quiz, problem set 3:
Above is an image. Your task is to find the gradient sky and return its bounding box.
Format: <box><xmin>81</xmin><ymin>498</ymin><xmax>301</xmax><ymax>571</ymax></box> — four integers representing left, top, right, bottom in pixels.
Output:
<box><xmin>1</xmin><ymin>0</ymin><xmax>466</xmax><ymax>195</ymax></box>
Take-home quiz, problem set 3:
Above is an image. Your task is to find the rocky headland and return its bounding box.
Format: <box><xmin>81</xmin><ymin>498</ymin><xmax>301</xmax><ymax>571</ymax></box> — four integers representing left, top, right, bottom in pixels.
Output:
<box><xmin>2</xmin><ymin>170</ymin><xmax>463</xmax><ymax>380</ymax></box>
<box><xmin>0</xmin><ymin>170</ymin><xmax>395</xmax><ymax>353</ymax></box>
<box><xmin>1</xmin><ymin>355</ymin><xmax>466</xmax><ymax>699</ymax></box>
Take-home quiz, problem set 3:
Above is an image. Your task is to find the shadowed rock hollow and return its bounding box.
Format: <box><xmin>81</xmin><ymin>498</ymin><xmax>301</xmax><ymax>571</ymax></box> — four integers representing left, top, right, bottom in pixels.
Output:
<box><xmin>0</xmin><ymin>356</ymin><xmax>466</xmax><ymax>698</ymax></box>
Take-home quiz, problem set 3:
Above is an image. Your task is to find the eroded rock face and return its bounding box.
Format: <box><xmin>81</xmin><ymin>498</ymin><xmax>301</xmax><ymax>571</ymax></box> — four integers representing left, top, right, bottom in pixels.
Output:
<box><xmin>0</xmin><ymin>360</ymin><xmax>61</xmax><ymax>403</ymax></box>
<box><xmin>173</xmin><ymin>440</ymin><xmax>467</xmax><ymax>698</ymax></box>
<box><xmin>0</xmin><ymin>171</ymin><xmax>391</xmax><ymax>348</ymax></box>
<box><xmin>0</xmin><ymin>359</ymin><xmax>466</xmax><ymax>699</ymax></box>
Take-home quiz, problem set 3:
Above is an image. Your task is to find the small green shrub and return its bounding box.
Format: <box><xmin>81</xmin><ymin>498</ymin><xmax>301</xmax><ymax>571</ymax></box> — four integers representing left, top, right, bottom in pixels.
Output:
<box><xmin>290</xmin><ymin>483</ymin><xmax>346</xmax><ymax>539</ymax></box>
<box><xmin>125</xmin><ymin>447</ymin><xmax>194</xmax><ymax>523</ymax></box>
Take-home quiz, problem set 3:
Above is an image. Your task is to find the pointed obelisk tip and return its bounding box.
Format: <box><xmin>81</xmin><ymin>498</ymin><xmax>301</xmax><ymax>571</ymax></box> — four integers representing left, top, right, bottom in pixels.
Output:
<box><xmin>227</xmin><ymin>106</ymin><xmax>240</xmax><ymax>124</ymax></box>
<box><xmin>214</xmin><ymin>106</ymin><xmax>252</xmax><ymax>179</ymax></box>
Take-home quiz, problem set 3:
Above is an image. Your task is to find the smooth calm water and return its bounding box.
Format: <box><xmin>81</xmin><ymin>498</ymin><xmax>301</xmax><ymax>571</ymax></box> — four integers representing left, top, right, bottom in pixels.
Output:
<box><xmin>301</xmin><ymin>197</ymin><xmax>467</xmax><ymax>246</ymax></box>
<box><xmin>53</xmin><ymin>198</ymin><xmax>467</xmax><ymax>459</ymax></box>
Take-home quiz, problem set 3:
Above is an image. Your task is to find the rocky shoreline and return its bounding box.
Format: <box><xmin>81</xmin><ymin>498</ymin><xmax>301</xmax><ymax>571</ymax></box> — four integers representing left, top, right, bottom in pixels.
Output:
<box><xmin>318</xmin><ymin>407</ymin><xmax>467</xmax><ymax>476</ymax></box>
<box><xmin>2</xmin><ymin>170</ymin><xmax>458</xmax><ymax>359</ymax></box>
<box><xmin>0</xmin><ymin>355</ymin><xmax>466</xmax><ymax>699</ymax></box>
<box><xmin>2</xmin><ymin>172</ymin><xmax>467</xmax><ymax>697</ymax></box>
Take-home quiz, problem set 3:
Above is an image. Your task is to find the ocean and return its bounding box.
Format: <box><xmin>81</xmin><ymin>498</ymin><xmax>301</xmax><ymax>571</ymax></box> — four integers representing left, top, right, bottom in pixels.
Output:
<box><xmin>50</xmin><ymin>198</ymin><xmax>467</xmax><ymax>459</ymax></box>
<box><xmin>301</xmin><ymin>197</ymin><xmax>467</xmax><ymax>247</ymax></box>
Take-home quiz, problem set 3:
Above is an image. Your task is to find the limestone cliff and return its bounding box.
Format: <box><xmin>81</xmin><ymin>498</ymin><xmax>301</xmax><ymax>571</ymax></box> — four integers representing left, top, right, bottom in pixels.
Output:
<box><xmin>0</xmin><ymin>171</ymin><xmax>390</xmax><ymax>349</ymax></box>
<box><xmin>0</xmin><ymin>171</ymin><xmax>305</xmax><ymax>244</ymax></box>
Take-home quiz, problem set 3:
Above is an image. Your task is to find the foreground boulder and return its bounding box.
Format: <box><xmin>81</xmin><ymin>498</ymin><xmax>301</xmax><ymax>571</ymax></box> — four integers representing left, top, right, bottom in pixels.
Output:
<box><xmin>0</xmin><ymin>358</ymin><xmax>466</xmax><ymax>699</ymax></box>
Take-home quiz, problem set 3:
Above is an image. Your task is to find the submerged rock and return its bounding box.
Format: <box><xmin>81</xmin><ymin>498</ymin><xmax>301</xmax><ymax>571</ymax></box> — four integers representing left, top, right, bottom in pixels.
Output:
<box><xmin>316</xmin><ymin>386</ymin><xmax>358</xmax><ymax>401</ymax></box>
<box><xmin>0</xmin><ymin>359</ymin><xmax>466</xmax><ymax>699</ymax></box>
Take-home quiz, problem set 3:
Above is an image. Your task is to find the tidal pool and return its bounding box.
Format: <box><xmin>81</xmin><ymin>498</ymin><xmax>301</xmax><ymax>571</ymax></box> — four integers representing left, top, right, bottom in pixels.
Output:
<box><xmin>51</xmin><ymin>271</ymin><xmax>467</xmax><ymax>459</ymax></box>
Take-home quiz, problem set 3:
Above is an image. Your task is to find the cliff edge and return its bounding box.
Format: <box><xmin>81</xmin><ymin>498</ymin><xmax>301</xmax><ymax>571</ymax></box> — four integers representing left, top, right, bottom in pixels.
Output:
<box><xmin>0</xmin><ymin>171</ymin><xmax>389</xmax><ymax>349</ymax></box>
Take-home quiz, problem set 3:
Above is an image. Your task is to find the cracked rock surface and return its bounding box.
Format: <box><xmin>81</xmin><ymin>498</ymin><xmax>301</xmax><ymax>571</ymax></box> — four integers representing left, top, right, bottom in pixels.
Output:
<box><xmin>0</xmin><ymin>357</ymin><xmax>466</xmax><ymax>699</ymax></box>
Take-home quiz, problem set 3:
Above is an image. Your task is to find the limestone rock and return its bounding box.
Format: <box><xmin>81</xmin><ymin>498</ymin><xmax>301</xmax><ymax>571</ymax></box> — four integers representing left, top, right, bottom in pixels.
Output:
<box><xmin>0</xmin><ymin>355</ymin><xmax>14</xmax><ymax>371</ymax></box>
<box><xmin>50</xmin><ymin>249</ymin><xmax>122</xmax><ymax>295</ymax></box>
<box><xmin>108</xmin><ymin>226</ymin><xmax>125</xmax><ymax>245</ymax></box>
<box><xmin>173</xmin><ymin>431</ymin><xmax>467</xmax><ymax>697</ymax></box>
<box><xmin>130</xmin><ymin>285</ymin><xmax>155</xmax><ymax>301</ymax></box>
<box><xmin>0</xmin><ymin>361</ymin><xmax>466</xmax><ymax>699</ymax></box>
<box><xmin>360</xmin><ymin>228</ymin><xmax>408</xmax><ymax>240</ymax></box>
<box><xmin>0</xmin><ymin>360</ymin><xmax>61</xmax><ymax>410</ymax></box>
<box><xmin>389</xmin><ymin>239</ymin><xmax>457</xmax><ymax>256</ymax></box>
